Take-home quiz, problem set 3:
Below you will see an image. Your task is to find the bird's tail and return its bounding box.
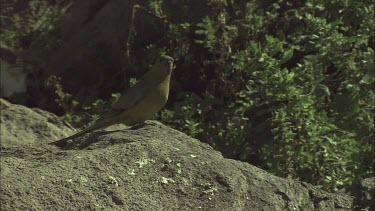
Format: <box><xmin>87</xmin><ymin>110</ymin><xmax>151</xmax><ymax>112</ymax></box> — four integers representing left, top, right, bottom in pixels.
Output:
<box><xmin>50</xmin><ymin>110</ymin><xmax>123</xmax><ymax>147</ymax></box>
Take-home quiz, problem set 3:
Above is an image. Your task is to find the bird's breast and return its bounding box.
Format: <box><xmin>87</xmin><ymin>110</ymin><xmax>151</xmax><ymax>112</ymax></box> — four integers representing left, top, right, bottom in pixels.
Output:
<box><xmin>125</xmin><ymin>76</ymin><xmax>170</xmax><ymax>123</ymax></box>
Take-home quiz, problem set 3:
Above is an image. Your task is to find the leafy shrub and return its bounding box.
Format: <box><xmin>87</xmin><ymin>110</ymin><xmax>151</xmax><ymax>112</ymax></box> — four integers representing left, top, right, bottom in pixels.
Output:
<box><xmin>155</xmin><ymin>0</ymin><xmax>374</xmax><ymax>191</ymax></box>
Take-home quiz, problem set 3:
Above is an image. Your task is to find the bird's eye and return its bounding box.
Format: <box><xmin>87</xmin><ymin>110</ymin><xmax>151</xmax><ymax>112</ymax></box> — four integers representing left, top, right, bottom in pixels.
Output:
<box><xmin>159</xmin><ymin>55</ymin><xmax>174</xmax><ymax>65</ymax></box>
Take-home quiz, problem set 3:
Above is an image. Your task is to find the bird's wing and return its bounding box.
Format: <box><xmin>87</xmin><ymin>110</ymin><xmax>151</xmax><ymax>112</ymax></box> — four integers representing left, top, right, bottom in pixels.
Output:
<box><xmin>111</xmin><ymin>82</ymin><xmax>148</xmax><ymax>110</ymax></box>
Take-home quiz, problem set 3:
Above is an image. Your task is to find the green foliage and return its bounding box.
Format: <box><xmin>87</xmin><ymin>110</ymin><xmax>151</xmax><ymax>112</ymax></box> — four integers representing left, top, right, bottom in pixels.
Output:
<box><xmin>0</xmin><ymin>5</ymin><xmax>63</xmax><ymax>50</ymax></box>
<box><xmin>1</xmin><ymin>30</ymin><xmax>25</xmax><ymax>49</ymax></box>
<box><xmin>153</xmin><ymin>0</ymin><xmax>374</xmax><ymax>191</ymax></box>
<box><xmin>28</xmin><ymin>6</ymin><xmax>64</xmax><ymax>50</ymax></box>
<box><xmin>146</xmin><ymin>0</ymin><xmax>165</xmax><ymax>17</ymax></box>
<box><xmin>45</xmin><ymin>75</ymin><xmax>79</xmax><ymax>114</ymax></box>
<box><xmin>45</xmin><ymin>75</ymin><xmax>121</xmax><ymax>129</ymax></box>
<box><xmin>160</xmin><ymin>93</ymin><xmax>206</xmax><ymax>137</ymax></box>
<box><xmin>64</xmin><ymin>92</ymin><xmax>121</xmax><ymax>129</ymax></box>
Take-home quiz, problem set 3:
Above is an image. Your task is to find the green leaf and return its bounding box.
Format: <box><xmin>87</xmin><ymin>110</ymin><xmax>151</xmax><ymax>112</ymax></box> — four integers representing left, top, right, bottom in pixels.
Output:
<box><xmin>315</xmin><ymin>84</ymin><xmax>331</xmax><ymax>99</ymax></box>
<box><xmin>286</xmin><ymin>72</ymin><xmax>295</xmax><ymax>82</ymax></box>
<box><xmin>280</xmin><ymin>48</ymin><xmax>294</xmax><ymax>64</ymax></box>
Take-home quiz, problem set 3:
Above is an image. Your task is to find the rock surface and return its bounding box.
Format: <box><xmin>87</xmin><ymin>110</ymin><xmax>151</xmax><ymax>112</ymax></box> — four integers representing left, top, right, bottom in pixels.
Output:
<box><xmin>0</xmin><ymin>99</ymin><xmax>354</xmax><ymax>210</ymax></box>
<box><xmin>351</xmin><ymin>177</ymin><xmax>375</xmax><ymax>211</ymax></box>
<box><xmin>0</xmin><ymin>98</ymin><xmax>74</xmax><ymax>146</ymax></box>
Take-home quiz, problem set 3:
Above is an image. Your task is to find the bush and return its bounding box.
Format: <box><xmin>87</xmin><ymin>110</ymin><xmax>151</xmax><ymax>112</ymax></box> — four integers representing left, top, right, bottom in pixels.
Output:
<box><xmin>154</xmin><ymin>0</ymin><xmax>374</xmax><ymax>191</ymax></box>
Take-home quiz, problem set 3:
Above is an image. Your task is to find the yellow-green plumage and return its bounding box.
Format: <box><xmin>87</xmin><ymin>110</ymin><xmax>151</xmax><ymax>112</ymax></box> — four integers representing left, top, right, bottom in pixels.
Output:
<box><xmin>50</xmin><ymin>55</ymin><xmax>174</xmax><ymax>147</ymax></box>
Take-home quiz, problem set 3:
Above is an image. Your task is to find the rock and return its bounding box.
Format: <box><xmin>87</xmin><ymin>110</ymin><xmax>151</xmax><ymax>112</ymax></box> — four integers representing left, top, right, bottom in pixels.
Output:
<box><xmin>0</xmin><ymin>58</ymin><xmax>27</xmax><ymax>99</ymax></box>
<box><xmin>28</xmin><ymin>0</ymin><xmax>218</xmax><ymax>104</ymax></box>
<box><xmin>351</xmin><ymin>177</ymin><xmax>375</xmax><ymax>211</ymax></box>
<box><xmin>0</xmin><ymin>100</ymin><xmax>354</xmax><ymax>210</ymax></box>
<box><xmin>44</xmin><ymin>0</ymin><xmax>142</xmax><ymax>98</ymax></box>
<box><xmin>1</xmin><ymin>0</ymin><xmax>221</xmax><ymax>108</ymax></box>
<box><xmin>0</xmin><ymin>98</ymin><xmax>74</xmax><ymax>146</ymax></box>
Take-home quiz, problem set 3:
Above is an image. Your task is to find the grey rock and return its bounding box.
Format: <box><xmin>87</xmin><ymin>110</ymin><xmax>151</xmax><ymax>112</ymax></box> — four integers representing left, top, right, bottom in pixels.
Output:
<box><xmin>351</xmin><ymin>177</ymin><xmax>375</xmax><ymax>211</ymax></box>
<box><xmin>0</xmin><ymin>98</ymin><xmax>74</xmax><ymax>146</ymax></box>
<box><xmin>0</xmin><ymin>100</ymin><xmax>354</xmax><ymax>210</ymax></box>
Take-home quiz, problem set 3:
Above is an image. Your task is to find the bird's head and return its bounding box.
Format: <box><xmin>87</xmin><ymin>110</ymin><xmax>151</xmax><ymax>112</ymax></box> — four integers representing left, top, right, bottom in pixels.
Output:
<box><xmin>153</xmin><ymin>55</ymin><xmax>174</xmax><ymax>74</ymax></box>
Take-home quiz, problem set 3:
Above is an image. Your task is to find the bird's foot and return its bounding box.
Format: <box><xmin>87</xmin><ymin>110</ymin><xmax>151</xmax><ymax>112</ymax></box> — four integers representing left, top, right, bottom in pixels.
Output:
<box><xmin>49</xmin><ymin>138</ymin><xmax>73</xmax><ymax>148</ymax></box>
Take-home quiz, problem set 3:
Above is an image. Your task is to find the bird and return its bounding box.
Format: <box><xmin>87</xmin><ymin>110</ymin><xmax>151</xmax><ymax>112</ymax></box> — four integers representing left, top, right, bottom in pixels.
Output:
<box><xmin>50</xmin><ymin>55</ymin><xmax>174</xmax><ymax>147</ymax></box>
